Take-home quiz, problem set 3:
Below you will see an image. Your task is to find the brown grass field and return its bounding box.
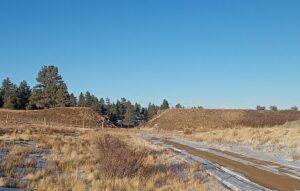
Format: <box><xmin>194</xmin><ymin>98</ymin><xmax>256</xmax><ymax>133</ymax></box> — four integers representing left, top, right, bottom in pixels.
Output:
<box><xmin>0</xmin><ymin>108</ymin><xmax>223</xmax><ymax>190</ymax></box>
<box><xmin>1</xmin><ymin>108</ymin><xmax>300</xmax><ymax>190</ymax></box>
<box><xmin>0</xmin><ymin>107</ymin><xmax>106</xmax><ymax>128</ymax></box>
<box><xmin>147</xmin><ymin>108</ymin><xmax>300</xmax><ymax>131</ymax></box>
<box><xmin>145</xmin><ymin>109</ymin><xmax>300</xmax><ymax>161</ymax></box>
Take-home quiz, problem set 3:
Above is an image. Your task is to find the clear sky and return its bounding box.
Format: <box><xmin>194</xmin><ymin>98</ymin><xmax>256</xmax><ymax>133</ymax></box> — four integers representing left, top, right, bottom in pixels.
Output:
<box><xmin>0</xmin><ymin>0</ymin><xmax>299</xmax><ymax>108</ymax></box>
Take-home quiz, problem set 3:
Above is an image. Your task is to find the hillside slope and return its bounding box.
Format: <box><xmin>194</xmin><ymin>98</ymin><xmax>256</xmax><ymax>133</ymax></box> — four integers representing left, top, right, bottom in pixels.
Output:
<box><xmin>0</xmin><ymin>107</ymin><xmax>106</xmax><ymax>128</ymax></box>
<box><xmin>147</xmin><ymin>109</ymin><xmax>300</xmax><ymax>130</ymax></box>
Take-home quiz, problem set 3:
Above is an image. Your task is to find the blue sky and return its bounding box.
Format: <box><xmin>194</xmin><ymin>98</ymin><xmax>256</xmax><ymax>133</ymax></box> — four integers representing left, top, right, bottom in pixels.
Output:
<box><xmin>1</xmin><ymin>0</ymin><xmax>300</xmax><ymax>108</ymax></box>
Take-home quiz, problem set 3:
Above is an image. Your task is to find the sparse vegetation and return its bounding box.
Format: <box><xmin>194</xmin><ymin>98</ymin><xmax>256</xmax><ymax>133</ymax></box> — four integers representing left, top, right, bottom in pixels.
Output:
<box><xmin>0</xmin><ymin>122</ymin><xmax>211</xmax><ymax>190</ymax></box>
<box><xmin>147</xmin><ymin>109</ymin><xmax>300</xmax><ymax>130</ymax></box>
<box><xmin>0</xmin><ymin>107</ymin><xmax>106</xmax><ymax>128</ymax></box>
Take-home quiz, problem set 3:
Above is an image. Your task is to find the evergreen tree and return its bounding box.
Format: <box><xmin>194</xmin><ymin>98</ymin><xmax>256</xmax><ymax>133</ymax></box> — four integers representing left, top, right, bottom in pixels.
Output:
<box><xmin>0</xmin><ymin>87</ymin><xmax>3</xmax><ymax>108</ymax></box>
<box><xmin>78</xmin><ymin>92</ymin><xmax>85</xmax><ymax>107</ymax></box>
<box><xmin>80</xmin><ymin>91</ymin><xmax>100</xmax><ymax>111</ymax></box>
<box><xmin>134</xmin><ymin>103</ymin><xmax>141</xmax><ymax>115</ymax></box>
<box><xmin>118</xmin><ymin>98</ymin><xmax>127</xmax><ymax>118</ymax></box>
<box><xmin>147</xmin><ymin>103</ymin><xmax>158</xmax><ymax>120</ymax></box>
<box><xmin>99</xmin><ymin>97</ymin><xmax>106</xmax><ymax>114</ymax></box>
<box><xmin>175</xmin><ymin>103</ymin><xmax>183</xmax><ymax>108</ymax></box>
<box><xmin>105</xmin><ymin>98</ymin><xmax>111</xmax><ymax>111</ymax></box>
<box><xmin>90</xmin><ymin>95</ymin><xmax>100</xmax><ymax>112</ymax></box>
<box><xmin>1</xmin><ymin>78</ymin><xmax>18</xmax><ymax>109</ymax></box>
<box><xmin>160</xmin><ymin>99</ymin><xmax>170</xmax><ymax>110</ymax></box>
<box><xmin>141</xmin><ymin>107</ymin><xmax>148</xmax><ymax>121</ymax></box>
<box><xmin>124</xmin><ymin>102</ymin><xmax>136</xmax><ymax>127</ymax></box>
<box><xmin>108</xmin><ymin>103</ymin><xmax>119</xmax><ymax>124</ymax></box>
<box><xmin>68</xmin><ymin>93</ymin><xmax>77</xmax><ymax>107</ymax></box>
<box><xmin>116</xmin><ymin>100</ymin><xmax>122</xmax><ymax>119</ymax></box>
<box><xmin>29</xmin><ymin>65</ymin><xmax>69</xmax><ymax>109</ymax></box>
<box><xmin>84</xmin><ymin>91</ymin><xmax>92</xmax><ymax>107</ymax></box>
<box><xmin>16</xmin><ymin>80</ymin><xmax>31</xmax><ymax>109</ymax></box>
<box><xmin>55</xmin><ymin>82</ymin><xmax>70</xmax><ymax>107</ymax></box>
<box><xmin>27</xmin><ymin>88</ymin><xmax>42</xmax><ymax>109</ymax></box>
<box><xmin>270</xmin><ymin>105</ymin><xmax>278</xmax><ymax>111</ymax></box>
<box><xmin>290</xmin><ymin>106</ymin><xmax>298</xmax><ymax>111</ymax></box>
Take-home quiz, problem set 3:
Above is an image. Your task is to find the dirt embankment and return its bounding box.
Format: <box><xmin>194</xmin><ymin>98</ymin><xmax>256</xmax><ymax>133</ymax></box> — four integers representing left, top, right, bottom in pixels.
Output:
<box><xmin>0</xmin><ymin>107</ymin><xmax>107</xmax><ymax>128</ymax></box>
<box><xmin>147</xmin><ymin>109</ymin><xmax>300</xmax><ymax>130</ymax></box>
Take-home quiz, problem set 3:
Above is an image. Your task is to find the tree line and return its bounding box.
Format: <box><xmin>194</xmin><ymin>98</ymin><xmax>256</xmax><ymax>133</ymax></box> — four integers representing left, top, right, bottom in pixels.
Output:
<box><xmin>0</xmin><ymin>65</ymin><xmax>171</xmax><ymax>127</ymax></box>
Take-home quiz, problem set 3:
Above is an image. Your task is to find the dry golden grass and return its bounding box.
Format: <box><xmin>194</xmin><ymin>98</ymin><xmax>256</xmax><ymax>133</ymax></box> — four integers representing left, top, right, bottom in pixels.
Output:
<box><xmin>0</xmin><ymin>107</ymin><xmax>106</xmax><ymax>128</ymax></box>
<box><xmin>189</xmin><ymin>126</ymin><xmax>300</xmax><ymax>148</ymax></box>
<box><xmin>149</xmin><ymin>120</ymin><xmax>300</xmax><ymax>161</ymax></box>
<box><xmin>0</xmin><ymin>123</ymin><xmax>213</xmax><ymax>191</ymax></box>
<box><xmin>147</xmin><ymin>109</ymin><xmax>300</xmax><ymax>130</ymax></box>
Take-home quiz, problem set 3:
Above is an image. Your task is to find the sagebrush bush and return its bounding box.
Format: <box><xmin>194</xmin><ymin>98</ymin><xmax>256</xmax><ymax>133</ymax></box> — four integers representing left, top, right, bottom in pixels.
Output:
<box><xmin>96</xmin><ymin>134</ymin><xmax>148</xmax><ymax>178</ymax></box>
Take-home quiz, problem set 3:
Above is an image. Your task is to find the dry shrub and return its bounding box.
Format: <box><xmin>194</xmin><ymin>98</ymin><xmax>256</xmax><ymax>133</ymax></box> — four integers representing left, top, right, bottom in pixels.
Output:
<box><xmin>96</xmin><ymin>134</ymin><xmax>148</xmax><ymax>178</ymax></box>
<box><xmin>184</xmin><ymin>128</ymin><xmax>193</xmax><ymax>135</ymax></box>
<box><xmin>0</xmin><ymin>127</ymin><xmax>14</xmax><ymax>135</ymax></box>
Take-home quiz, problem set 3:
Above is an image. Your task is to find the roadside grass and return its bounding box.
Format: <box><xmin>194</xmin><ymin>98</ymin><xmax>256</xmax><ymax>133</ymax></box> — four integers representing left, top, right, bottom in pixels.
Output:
<box><xmin>145</xmin><ymin>120</ymin><xmax>300</xmax><ymax>161</ymax></box>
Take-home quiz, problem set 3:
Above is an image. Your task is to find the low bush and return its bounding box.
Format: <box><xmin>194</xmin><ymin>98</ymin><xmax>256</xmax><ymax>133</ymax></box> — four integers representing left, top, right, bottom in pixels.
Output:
<box><xmin>96</xmin><ymin>134</ymin><xmax>148</xmax><ymax>178</ymax></box>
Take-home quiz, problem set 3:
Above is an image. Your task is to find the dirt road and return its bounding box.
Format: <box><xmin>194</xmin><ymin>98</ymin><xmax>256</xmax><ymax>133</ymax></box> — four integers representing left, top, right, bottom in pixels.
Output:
<box><xmin>143</xmin><ymin>134</ymin><xmax>300</xmax><ymax>191</ymax></box>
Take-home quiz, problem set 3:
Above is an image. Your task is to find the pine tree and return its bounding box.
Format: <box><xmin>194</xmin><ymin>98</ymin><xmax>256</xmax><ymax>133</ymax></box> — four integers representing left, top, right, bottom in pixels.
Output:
<box><xmin>105</xmin><ymin>97</ymin><xmax>111</xmax><ymax>107</ymax></box>
<box><xmin>141</xmin><ymin>107</ymin><xmax>148</xmax><ymax>120</ymax></box>
<box><xmin>90</xmin><ymin>95</ymin><xmax>100</xmax><ymax>112</ymax></box>
<box><xmin>16</xmin><ymin>80</ymin><xmax>31</xmax><ymax>109</ymax></box>
<box><xmin>78</xmin><ymin>92</ymin><xmax>85</xmax><ymax>107</ymax></box>
<box><xmin>29</xmin><ymin>65</ymin><xmax>70</xmax><ymax>109</ymax></box>
<box><xmin>160</xmin><ymin>99</ymin><xmax>170</xmax><ymax>110</ymax></box>
<box><xmin>124</xmin><ymin>102</ymin><xmax>136</xmax><ymax>127</ymax></box>
<box><xmin>108</xmin><ymin>103</ymin><xmax>119</xmax><ymax>124</ymax></box>
<box><xmin>105</xmin><ymin>97</ymin><xmax>112</xmax><ymax>116</ymax></box>
<box><xmin>147</xmin><ymin>103</ymin><xmax>158</xmax><ymax>121</ymax></box>
<box><xmin>55</xmin><ymin>82</ymin><xmax>69</xmax><ymax>107</ymax></box>
<box><xmin>118</xmin><ymin>98</ymin><xmax>127</xmax><ymax>119</ymax></box>
<box><xmin>175</xmin><ymin>103</ymin><xmax>183</xmax><ymax>108</ymax></box>
<box><xmin>0</xmin><ymin>87</ymin><xmax>3</xmax><ymax>108</ymax></box>
<box><xmin>99</xmin><ymin>98</ymin><xmax>106</xmax><ymax>114</ymax></box>
<box><xmin>134</xmin><ymin>103</ymin><xmax>141</xmax><ymax>115</ymax></box>
<box><xmin>1</xmin><ymin>78</ymin><xmax>18</xmax><ymax>109</ymax></box>
<box><xmin>84</xmin><ymin>91</ymin><xmax>92</xmax><ymax>107</ymax></box>
<box><xmin>27</xmin><ymin>88</ymin><xmax>42</xmax><ymax>109</ymax></box>
<box><xmin>68</xmin><ymin>93</ymin><xmax>77</xmax><ymax>107</ymax></box>
<box><xmin>80</xmin><ymin>91</ymin><xmax>100</xmax><ymax>111</ymax></box>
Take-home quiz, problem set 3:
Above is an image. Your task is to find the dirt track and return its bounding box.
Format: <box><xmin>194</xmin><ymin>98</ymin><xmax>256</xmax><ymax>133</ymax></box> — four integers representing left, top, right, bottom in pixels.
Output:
<box><xmin>163</xmin><ymin>139</ymin><xmax>300</xmax><ymax>191</ymax></box>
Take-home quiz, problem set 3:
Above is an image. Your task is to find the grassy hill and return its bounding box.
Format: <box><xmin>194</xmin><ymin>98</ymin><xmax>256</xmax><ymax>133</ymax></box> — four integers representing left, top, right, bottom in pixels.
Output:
<box><xmin>147</xmin><ymin>109</ymin><xmax>300</xmax><ymax>130</ymax></box>
<box><xmin>0</xmin><ymin>107</ymin><xmax>106</xmax><ymax>128</ymax></box>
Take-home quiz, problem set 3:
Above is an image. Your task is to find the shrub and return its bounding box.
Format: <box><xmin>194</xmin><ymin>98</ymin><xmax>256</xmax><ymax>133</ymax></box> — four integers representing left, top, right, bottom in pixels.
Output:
<box><xmin>291</xmin><ymin>106</ymin><xmax>298</xmax><ymax>111</ymax></box>
<box><xmin>184</xmin><ymin>128</ymin><xmax>193</xmax><ymax>135</ymax></box>
<box><xmin>96</xmin><ymin>134</ymin><xmax>148</xmax><ymax>178</ymax></box>
<box><xmin>270</xmin><ymin>105</ymin><xmax>278</xmax><ymax>111</ymax></box>
<box><xmin>256</xmin><ymin>105</ymin><xmax>266</xmax><ymax>111</ymax></box>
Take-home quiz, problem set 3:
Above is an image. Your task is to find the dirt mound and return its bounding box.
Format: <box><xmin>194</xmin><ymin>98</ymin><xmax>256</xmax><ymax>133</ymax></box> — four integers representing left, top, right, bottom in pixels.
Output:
<box><xmin>0</xmin><ymin>107</ymin><xmax>107</xmax><ymax>128</ymax></box>
<box><xmin>147</xmin><ymin>109</ymin><xmax>300</xmax><ymax>130</ymax></box>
